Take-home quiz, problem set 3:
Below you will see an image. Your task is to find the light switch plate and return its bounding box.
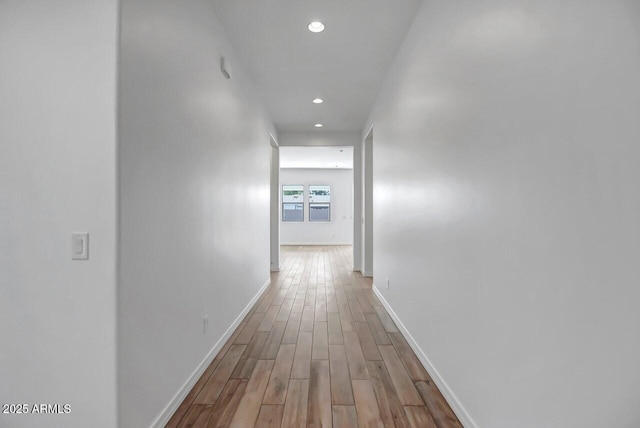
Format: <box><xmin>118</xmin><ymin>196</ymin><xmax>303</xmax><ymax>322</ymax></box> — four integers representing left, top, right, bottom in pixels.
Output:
<box><xmin>72</xmin><ymin>233</ymin><xmax>89</xmax><ymax>260</ymax></box>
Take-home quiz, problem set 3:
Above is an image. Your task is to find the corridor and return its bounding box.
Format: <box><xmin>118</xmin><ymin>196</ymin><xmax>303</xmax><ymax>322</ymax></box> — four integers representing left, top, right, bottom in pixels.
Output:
<box><xmin>167</xmin><ymin>246</ymin><xmax>461</xmax><ymax>427</ymax></box>
<box><xmin>4</xmin><ymin>1</ymin><xmax>640</xmax><ymax>427</ymax></box>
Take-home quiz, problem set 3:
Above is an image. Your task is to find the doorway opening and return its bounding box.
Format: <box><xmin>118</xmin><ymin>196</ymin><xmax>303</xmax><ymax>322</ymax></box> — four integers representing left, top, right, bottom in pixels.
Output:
<box><xmin>277</xmin><ymin>146</ymin><xmax>354</xmax><ymax>248</ymax></box>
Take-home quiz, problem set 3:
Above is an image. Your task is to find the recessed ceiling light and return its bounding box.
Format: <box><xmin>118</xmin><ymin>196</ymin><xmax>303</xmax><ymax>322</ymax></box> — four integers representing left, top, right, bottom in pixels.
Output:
<box><xmin>308</xmin><ymin>21</ymin><xmax>325</xmax><ymax>33</ymax></box>
<box><xmin>314</xmin><ymin>123</ymin><xmax>323</xmax><ymax>128</ymax></box>
<box><xmin>312</xmin><ymin>98</ymin><xmax>323</xmax><ymax>104</ymax></box>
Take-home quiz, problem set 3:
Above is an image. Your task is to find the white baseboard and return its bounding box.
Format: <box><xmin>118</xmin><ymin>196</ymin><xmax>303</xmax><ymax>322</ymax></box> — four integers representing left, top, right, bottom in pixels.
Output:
<box><xmin>152</xmin><ymin>276</ymin><xmax>272</xmax><ymax>428</ymax></box>
<box><xmin>372</xmin><ymin>284</ymin><xmax>478</xmax><ymax>428</ymax></box>
<box><xmin>362</xmin><ymin>271</ymin><xmax>373</xmax><ymax>277</ymax></box>
<box><xmin>270</xmin><ymin>266</ymin><xmax>280</xmax><ymax>272</ymax></box>
<box><xmin>280</xmin><ymin>242</ymin><xmax>353</xmax><ymax>246</ymax></box>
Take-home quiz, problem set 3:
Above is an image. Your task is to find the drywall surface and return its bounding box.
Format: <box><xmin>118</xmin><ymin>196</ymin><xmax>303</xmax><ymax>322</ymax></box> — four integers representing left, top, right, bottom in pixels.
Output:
<box><xmin>0</xmin><ymin>1</ymin><xmax>119</xmax><ymax>427</ymax></box>
<box><xmin>366</xmin><ymin>1</ymin><xmax>640</xmax><ymax>427</ymax></box>
<box><xmin>353</xmin><ymin>140</ymin><xmax>363</xmax><ymax>271</ymax></box>
<box><xmin>279</xmin><ymin>131</ymin><xmax>361</xmax><ymax>147</ymax></box>
<box><xmin>280</xmin><ymin>168</ymin><xmax>354</xmax><ymax>245</ymax></box>
<box><xmin>271</xmin><ymin>145</ymin><xmax>280</xmax><ymax>270</ymax></box>
<box><xmin>118</xmin><ymin>1</ymin><xmax>274</xmax><ymax>426</ymax></box>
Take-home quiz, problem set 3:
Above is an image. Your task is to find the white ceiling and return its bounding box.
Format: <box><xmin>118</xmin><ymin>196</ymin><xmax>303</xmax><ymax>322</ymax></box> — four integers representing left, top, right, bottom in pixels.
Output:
<box><xmin>211</xmin><ymin>0</ymin><xmax>423</xmax><ymax>133</ymax></box>
<box><xmin>280</xmin><ymin>146</ymin><xmax>353</xmax><ymax>169</ymax></box>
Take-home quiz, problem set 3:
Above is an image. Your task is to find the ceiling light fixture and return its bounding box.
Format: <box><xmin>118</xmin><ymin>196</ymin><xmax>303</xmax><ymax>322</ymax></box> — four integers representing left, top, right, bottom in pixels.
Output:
<box><xmin>312</xmin><ymin>98</ymin><xmax>323</xmax><ymax>104</ymax></box>
<box><xmin>308</xmin><ymin>21</ymin><xmax>325</xmax><ymax>33</ymax></box>
<box><xmin>314</xmin><ymin>123</ymin><xmax>323</xmax><ymax>128</ymax></box>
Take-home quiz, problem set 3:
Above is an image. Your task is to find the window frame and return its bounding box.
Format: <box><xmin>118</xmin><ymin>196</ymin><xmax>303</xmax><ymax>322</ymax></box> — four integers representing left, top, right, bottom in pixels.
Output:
<box><xmin>308</xmin><ymin>185</ymin><xmax>331</xmax><ymax>222</ymax></box>
<box><xmin>282</xmin><ymin>185</ymin><xmax>305</xmax><ymax>222</ymax></box>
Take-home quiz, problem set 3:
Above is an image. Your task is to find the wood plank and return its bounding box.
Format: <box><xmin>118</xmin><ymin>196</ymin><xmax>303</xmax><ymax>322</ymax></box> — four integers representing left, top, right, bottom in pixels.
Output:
<box><xmin>355</xmin><ymin>321</ymin><xmax>382</xmax><ymax>361</ymax></box>
<box><xmin>287</xmin><ymin>286</ymin><xmax>299</xmax><ymax>298</ymax></box>
<box><xmin>365</xmin><ymin>313</ymin><xmax>392</xmax><ymax>345</ymax></box>
<box><xmin>326</xmin><ymin>290</ymin><xmax>339</xmax><ymax>313</ymax></box>
<box><xmin>260</xmin><ymin>321</ymin><xmax>287</xmax><ymax>359</ymax></box>
<box><xmin>229</xmin><ymin>360</ymin><xmax>274</xmax><ymax>428</ymax></box>
<box><xmin>360</xmin><ymin>289</ymin><xmax>380</xmax><ymax>310</ymax></box>
<box><xmin>282</xmin><ymin>311</ymin><xmax>302</xmax><ymax>344</ymax></box>
<box><xmin>365</xmin><ymin>363</ymin><xmax>395</xmax><ymax>428</ymax></box>
<box><xmin>280</xmin><ymin>277</ymin><xmax>293</xmax><ymax>290</ymax></box>
<box><xmin>378</xmin><ymin>345</ymin><xmax>423</xmax><ymax>406</ymax></box>
<box><xmin>300</xmin><ymin>305</ymin><xmax>315</xmax><ymax>332</ymax></box>
<box><xmin>338</xmin><ymin>305</ymin><xmax>354</xmax><ymax>332</ymax></box>
<box><xmin>404</xmin><ymin>406</ymin><xmax>437</xmax><ymax>428</ymax></box>
<box><xmin>195</xmin><ymin>345</ymin><xmax>246</xmax><ymax>404</ymax></box>
<box><xmin>415</xmin><ymin>381</ymin><xmax>463</xmax><ymax>428</ymax></box>
<box><xmin>374</xmin><ymin>306</ymin><xmax>399</xmax><ymax>333</ymax></box>
<box><xmin>262</xmin><ymin>344</ymin><xmax>296</xmax><ymax>404</ymax></box>
<box><xmin>254</xmin><ymin>405</ymin><xmax>284</xmax><ymax>428</ymax></box>
<box><xmin>315</xmin><ymin>295</ymin><xmax>327</xmax><ymax>322</ymax></box>
<box><xmin>305</xmin><ymin>289</ymin><xmax>316</xmax><ymax>307</ymax></box>
<box><xmin>307</xmin><ymin>360</ymin><xmax>331</xmax><ymax>428</ymax></box>
<box><xmin>312</xmin><ymin>321</ymin><xmax>329</xmax><ymax>360</ymax></box>
<box><xmin>291</xmin><ymin>331</ymin><xmax>313</xmax><ymax>379</ymax></box>
<box><xmin>243</xmin><ymin>305</ymin><xmax>258</xmax><ymax>324</ymax></box>
<box><xmin>207</xmin><ymin>378</ymin><xmax>247</xmax><ymax>428</ymax></box>
<box><xmin>275</xmin><ymin>298</ymin><xmax>294</xmax><ymax>322</ymax></box>
<box><xmin>362</xmin><ymin>288</ymin><xmax>381</xmax><ymax>308</ymax></box>
<box><xmin>355</xmin><ymin>290</ymin><xmax>376</xmax><ymax>314</ymax></box>
<box><xmin>352</xmin><ymin>380</ymin><xmax>384</xmax><ymax>428</ymax></box>
<box><xmin>231</xmin><ymin>331</ymin><xmax>269</xmax><ymax>379</ymax></box>
<box><xmin>329</xmin><ymin>345</ymin><xmax>354</xmax><ymax>405</ymax></box>
<box><xmin>291</xmin><ymin>294</ymin><xmax>305</xmax><ymax>313</ymax></box>
<box><xmin>327</xmin><ymin>312</ymin><xmax>344</xmax><ymax>345</ymax></box>
<box><xmin>218</xmin><ymin>321</ymin><xmax>247</xmax><ymax>358</ymax></box>
<box><xmin>271</xmin><ymin>289</ymin><xmax>288</xmax><ymax>306</ymax></box>
<box><xmin>177</xmin><ymin>404</ymin><xmax>211</xmax><ymax>428</ymax></box>
<box><xmin>348</xmin><ymin>298</ymin><xmax>366</xmax><ymax>322</ymax></box>
<box><xmin>167</xmin><ymin>359</ymin><xmax>221</xmax><ymax>427</ymax></box>
<box><xmin>332</xmin><ymin>405</ymin><xmax>358</xmax><ymax>428</ymax></box>
<box><xmin>335</xmin><ymin>289</ymin><xmax>348</xmax><ymax>306</ymax></box>
<box><xmin>281</xmin><ymin>379</ymin><xmax>309</xmax><ymax>427</ymax></box>
<box><xmin>343</xmin><ymin>331</ymin><xmax>369</xmax><ymax>380</ymax></box>
<box><xmin>234</xmin><ymin>313</ymin><xmax>264</xmax><ymax>344</ymax></box>
<box><xmin>388</xmin><ymin>332</ymin><xmax>431</xmax><ymax>381</ymax></box>
<box><xmin>258</xmin><ymin>305</ymin><xmax>280</xmax><ymax>332</ymax></box>
<box><xmin>255</xmin><ymin>291</ymin><xmax>276</xmax><ymax>314</ymax></box>
<box><xmin>367</xmin><ymin>360</ymin><xmax>411</xmax><ymax>428</ymax></box>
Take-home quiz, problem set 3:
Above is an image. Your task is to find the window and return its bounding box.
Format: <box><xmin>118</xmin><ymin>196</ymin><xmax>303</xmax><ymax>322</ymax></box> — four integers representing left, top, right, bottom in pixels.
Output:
<box><xmin>282</xmin><ymin>185</ymin><xmax>304</xmax><ymax>222</ymax></box>
<box><xmin>309</xmin><ymin>185</ymin><xmax>331</xmax><ymax>222</ymax></box>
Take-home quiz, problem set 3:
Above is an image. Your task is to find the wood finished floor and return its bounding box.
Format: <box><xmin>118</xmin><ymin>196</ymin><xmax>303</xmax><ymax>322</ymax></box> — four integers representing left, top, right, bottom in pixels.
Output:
<box><xmin>167</xmin><ymin>245</ymin><xmax>462</xmax><ymax>428</ymax></box>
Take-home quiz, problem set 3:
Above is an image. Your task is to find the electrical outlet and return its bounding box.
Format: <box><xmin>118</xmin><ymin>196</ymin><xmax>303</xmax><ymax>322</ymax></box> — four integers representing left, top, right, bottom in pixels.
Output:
<box><xmin>386</xmin><ymin>278</ymin><xmax>390</xmax><ymax>289</ymax></box>
<box><xmin>203</xmin><ymin>316</ymin><xmax>208</xmax><ymax>334</ymax></box>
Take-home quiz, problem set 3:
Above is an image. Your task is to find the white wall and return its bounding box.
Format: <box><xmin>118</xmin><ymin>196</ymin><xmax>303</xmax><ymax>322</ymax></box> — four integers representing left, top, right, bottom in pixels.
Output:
<box><xmin>280</xmin><ymin>169</ymin><xmax>353</xmax><ymax>245</ymax></box>
<box><xmin>367</xmin><ymin>1</ymin><xmax>640</xmax><ymax>427</ymax></box>
<box><xmin>279</xmin><ymin>131</ymin><xmax>361</xmax><ymax>147</ymax></box>
<box><xmin>270</xmin><ymin>143</ymin><xmax>280</xmax><ymax>271</ymax></box>
<box><xmin>0</xmin><ymin>1</ymin><xmax>119</xmax><ymax>427</ymax></box>
<box><xmin>361</xmin><ymin>130</ymin><xmax>374</xmax><ymax>276</ymax></box>
<box><xmin>118</xmin><ymin>1</ymin><xmax>275</xmax><ymax>426</ymax></box>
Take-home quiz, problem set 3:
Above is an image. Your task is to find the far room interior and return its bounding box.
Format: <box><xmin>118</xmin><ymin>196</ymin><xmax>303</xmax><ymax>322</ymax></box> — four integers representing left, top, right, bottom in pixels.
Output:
<box><xmin>279</xmin><ymin>146</ymin><xmax>354</xmax><ymax>247</ymax></box>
